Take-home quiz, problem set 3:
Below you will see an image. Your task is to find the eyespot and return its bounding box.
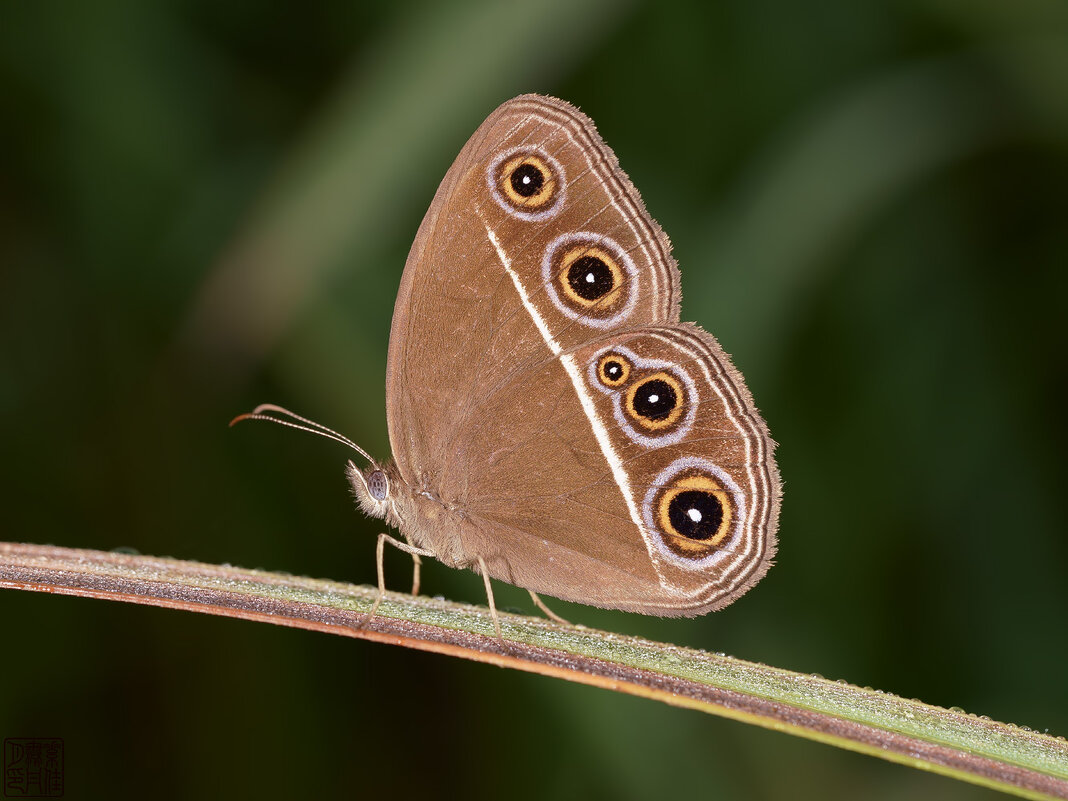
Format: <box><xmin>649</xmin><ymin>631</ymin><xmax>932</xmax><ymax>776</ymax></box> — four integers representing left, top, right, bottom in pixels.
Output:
<box><xmin>657</xmin><ymin>475</ymin><xmax>732</xmax><ymax>552</ymax></box>
<box><xmin>542</xmin><ymin>233</ymin><xmax>637</xmax><ymax>328</ymax></box>
<box><xmin>624</xmin><ymin>371</ymin><xmax>685</xmax><ymax>430</ymax></box>
<box><xmin>508</xmin><ymin>160</ymin><xmax>547</xmax><ymax>199</ymax></box>
<box><xmin>560</xmin><ymin>246</ymin><xmax>624</xmax><ymax>307</ymax></box>
<box><xmin>596</xmin><ymin>352</ymin><xmax>631</xmax><ymax>388</ymax></box>
<box><xmin>501</xmin><ymin>154</ymin><xmax>554</xmax><ymax>207</ymax></box>
<box><xmin>643</xmin><ymin>459</ymin><xmax>744</xmax><ymax>566</ymax></box>
<box><xmin>487</xmin><ymin>148</ymin><xmax>564</xmax><ymax>220</ymax></box>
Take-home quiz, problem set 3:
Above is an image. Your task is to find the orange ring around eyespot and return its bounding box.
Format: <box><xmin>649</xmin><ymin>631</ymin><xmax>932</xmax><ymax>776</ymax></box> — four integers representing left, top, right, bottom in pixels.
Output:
<box><xmin>657</xmin><ymin>474</ymin><xmax>733</xmax><ymax>552</ymax></box>
<box><xmin>556</xmin><ymin>245</ymin><xmax>624</xmax><ymax>309</ymax></box>
<box><xmin>624</xmin><ymin>371</ymin><xmax>686</xmax><ymax>430</ymax></box>
<box><xmin>596</xmin><ymin>352</ymin><xmax>631</xmax><ymax>388</ymax></box>
<box><xmin>499</xmin><ymin>154</ymin><xmax>556</xmax><ymax>209</ymax></box>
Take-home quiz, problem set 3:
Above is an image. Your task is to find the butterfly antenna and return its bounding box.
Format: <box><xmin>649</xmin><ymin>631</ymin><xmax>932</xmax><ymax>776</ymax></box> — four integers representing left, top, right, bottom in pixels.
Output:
<box><xmin>229</xmin><ymin>403</ymin><xmax>374</xmax><ymax>465</ymax></box>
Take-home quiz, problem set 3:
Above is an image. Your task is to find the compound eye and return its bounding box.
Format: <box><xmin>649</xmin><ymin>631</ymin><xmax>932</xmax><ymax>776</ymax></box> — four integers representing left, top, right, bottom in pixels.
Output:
<box><xmin>367</xmin><ymin>470</ymin><xmax>389</xmax><ymax>501</ymax></box>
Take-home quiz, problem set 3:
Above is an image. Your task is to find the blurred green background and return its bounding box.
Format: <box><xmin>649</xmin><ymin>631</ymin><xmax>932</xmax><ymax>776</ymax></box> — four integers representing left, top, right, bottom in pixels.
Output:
<box><xmin>2</xmin><ymin>1</ymin><xmax>1066</xmax><ymax>798</ymax></box>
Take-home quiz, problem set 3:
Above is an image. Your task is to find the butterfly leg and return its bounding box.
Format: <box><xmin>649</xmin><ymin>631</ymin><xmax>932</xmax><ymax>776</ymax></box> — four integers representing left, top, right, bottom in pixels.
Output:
<box><xmin>410</xmin><ymin>553</ymin><xmax>422</xmax><ymax>595</ymax></box>
<box><xmin>527</xmin><ymin>590</ymin><xmax>571</xmax><ymax>626</ymax></box>
<box><xmin>364</xmin><ymin>533</ymin><xmax>434</xmax><ymax>628</ymax></box>
<box><xmin>402</xmin><ymin>535</ymin><xmax>423</xmax><ymax>596</ymax></box>
<box><xmin>475</xmin><ymin>556</ymin><xmax>502</xmax><ymax>639</ymax></box>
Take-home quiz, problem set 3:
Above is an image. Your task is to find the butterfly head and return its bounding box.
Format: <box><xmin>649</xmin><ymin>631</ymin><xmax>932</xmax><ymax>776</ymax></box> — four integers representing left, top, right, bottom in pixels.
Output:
<box><xmin>346</xmin><ymin>459</ymin><xmax>406</xmax><ymax>525</ymax></box>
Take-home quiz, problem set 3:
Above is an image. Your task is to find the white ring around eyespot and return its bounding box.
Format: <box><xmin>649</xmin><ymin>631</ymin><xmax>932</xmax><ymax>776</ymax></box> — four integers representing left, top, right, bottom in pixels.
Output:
<box><xmin>642</xmin><ymin>457</ymin><xmax>747</xmax><ymax>570</ymax></box>
<box><xmin>586</xmin><ymin>345</ymin><xmax>697</xmax><ymax>448</ymax></box>
<box><xmin>542</xmin><ymin>232</ymin><xmax>638</xmax><ymax>330</ymax></box>
<box><xmin>486</xmin><ymin>146</ymin><xmax>567</xmax><ymax>221</ymax></box>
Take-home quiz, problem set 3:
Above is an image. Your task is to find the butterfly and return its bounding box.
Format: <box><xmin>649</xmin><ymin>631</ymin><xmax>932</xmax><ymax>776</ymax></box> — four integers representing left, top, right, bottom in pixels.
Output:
<box><xmin>236</xmin><ymin>95</ymin><xmax>780</xmax><ymax>635</ymax></box>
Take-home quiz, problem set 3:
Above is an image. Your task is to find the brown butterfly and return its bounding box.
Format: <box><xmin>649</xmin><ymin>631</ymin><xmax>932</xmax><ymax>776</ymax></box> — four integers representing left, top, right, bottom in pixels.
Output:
<box><xmin>237</xmin><ymin>95</ymin><xmax>780</xmax><ymax>634</ymax></box>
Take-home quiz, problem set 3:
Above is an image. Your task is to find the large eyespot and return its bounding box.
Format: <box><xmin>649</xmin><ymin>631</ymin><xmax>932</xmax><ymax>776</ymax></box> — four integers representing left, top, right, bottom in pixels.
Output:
<box><xmin>487</xmin><ymin>148</ymin><xmax>565</xmax><ymax>220</ymax></box>
<box><xmin>624</xmin><ymin>371</ymin><xmax>685</xmax><ymax>430</ymax></box>
<box><xmin>542</xmin><ymin>233</ymin><xmax>637</xmax><ymax>328</ymax></box>
<box><xmin>643</xmin><ymin>458</ymin><xmax>745</xmax><ymax>567</ymax></box>
<box><xmin>596</xmin><ymin>352</ymin><xmax>631</xmax><ymax>388</ymax></box>
<box><xmin>658</xmin><ymin>476</ymin><xmax>732</xmax><ymax>552</ymax></box>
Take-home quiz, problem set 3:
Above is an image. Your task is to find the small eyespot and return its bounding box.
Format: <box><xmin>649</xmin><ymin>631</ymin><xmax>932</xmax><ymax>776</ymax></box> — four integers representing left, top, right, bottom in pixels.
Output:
<box><xmin>367</xmin><ymin>470</ymin><xmax>389</xmax><ymax>501</ymax></box>
<box><xmin>596</xmin><ymin>352</ymin><xmax>631</xmax><ymax>388</ymax></box>
<box><xmin>655</xmin><ymin>472</ymin><xmax>734</xmax><ymax>556</ymax></box>
<box><xmin>624</xmin><ymin>371</ymin><xmax>685</xmax><ymax>430</ymax></box>
<box><xmin>488</xmin><ymin>149</ymin><xmax>563</xmax><ymax>219</ymax></box>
